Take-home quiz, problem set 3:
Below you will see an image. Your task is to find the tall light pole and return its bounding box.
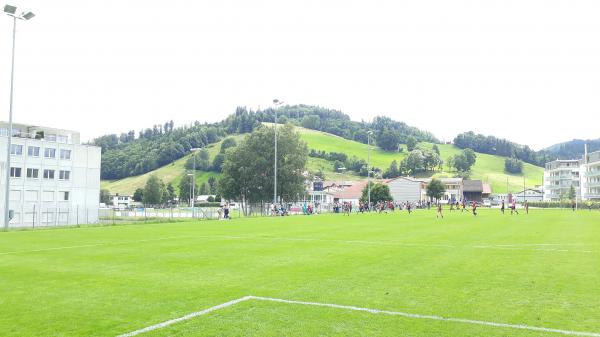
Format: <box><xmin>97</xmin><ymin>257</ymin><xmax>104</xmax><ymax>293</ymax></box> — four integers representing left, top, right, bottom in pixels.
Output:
<box><xmin>190</xmin><ymin>148</ymin><xmax>201</xmax><ymax>218</ymax></box>
<box><xmin>367</xmin><ymin>131</ymin><xmax>373</xmax><ymax>210</ymax></box>
<box><xmin>523</xmin><ymin>176</ymin><xmax>526</xmax><ymax>203</ymax></box>
<box><xmin>3</xmin><ymin>5</ymin><xmax>34</xmax><ymax>230</ymax></box>
<box><xmin>272</xmin><ymin>99</ymin><xmax>283</xmax><ymax>206</ymax></box>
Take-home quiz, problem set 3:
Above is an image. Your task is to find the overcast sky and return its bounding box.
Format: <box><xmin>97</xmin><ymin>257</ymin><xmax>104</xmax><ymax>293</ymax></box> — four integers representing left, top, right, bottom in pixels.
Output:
<box><xmin>1</xmin><ymin>0</ymin><xmax>599</xmax><ymax>150</ymax></box>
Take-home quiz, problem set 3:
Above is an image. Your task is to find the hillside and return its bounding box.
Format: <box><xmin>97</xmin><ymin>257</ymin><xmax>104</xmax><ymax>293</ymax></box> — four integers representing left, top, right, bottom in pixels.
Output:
<box><xmin>297</xmin><ymin>127</ymin><xmax>544</xmax><ymax>194</ymax></box>
<box><xmin>543</xmin><ymin>138</ymin><xmax>600</xmax><ymax>160</ymax></box>
<box><xmin>102</xmin><ymin>125</ymin><xmax>543</xmax><ymax>195</ymax></box>
<box><xmin>100</xmin><ymin>136</ymin><xmax>244</xmax><ymax>195</ymax></box>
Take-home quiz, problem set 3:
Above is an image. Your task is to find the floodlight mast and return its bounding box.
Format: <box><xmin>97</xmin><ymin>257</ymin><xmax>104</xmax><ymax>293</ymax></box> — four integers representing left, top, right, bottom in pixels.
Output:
<box><xmin>367</xmin><ymin>131</ymin><xmax>373</xmax><ymax>210</ymax></box>
<box><xmin>3</xmin><ymin>4</ymin><xmax>35</xmax><ymax>230</ymax></box>
<box><xmin>190</xmin><ymin>148</ymin><xmax>202</xmax><ymax>218</ymax></box>
<box><xmin>272</xmin><ymin>99</ymin><xmax>283</xmax><ymax>206</ymax></box>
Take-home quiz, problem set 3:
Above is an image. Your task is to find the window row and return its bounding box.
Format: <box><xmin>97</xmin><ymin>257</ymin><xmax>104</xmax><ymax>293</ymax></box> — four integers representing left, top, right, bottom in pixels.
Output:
<box><xmin>10</xmin><ymin>145</ymin><xmax>71</xmax><ymax>160</ymax></box>
<box><xmin>1</xmin><ymin>128</ymin><xmax>69</xmax><ymax>143</ymax></box>
<box><xmin>10</xmin><ymin>190</ymin><xmax>70</xmax><ymax>201</ymax></box>
<box><xmin>10</xmin><ymin>167</ymin><xmax>71</xmax><ymax>180</ymax></box>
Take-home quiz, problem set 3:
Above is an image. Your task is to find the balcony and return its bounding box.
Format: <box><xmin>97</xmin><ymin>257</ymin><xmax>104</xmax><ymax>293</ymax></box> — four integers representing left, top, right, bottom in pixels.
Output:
<box><xmin>545</xmin><ymin>176</ymin><xmax>574</xmax><ymax>182</ymax></box>
<box><xmin>585</xmin><ymin>171</ymin><xmax>600</xmax><ymax>177</ymax></box>
<box><xmin>586</xmin><ymin>181</ymin><xmax>600</xmax><ymax>188</ymax></box>
<box><xmin>585</xmin><ymin>193</ymin><xmax>600</xmax><ymax>200</ymax></box>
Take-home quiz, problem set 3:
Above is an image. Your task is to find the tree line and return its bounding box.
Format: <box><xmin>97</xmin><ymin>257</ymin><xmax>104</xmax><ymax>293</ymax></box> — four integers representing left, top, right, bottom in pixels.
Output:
<box><xmin>453</xmin><ymin>131</ymin><xmax>551</xmax><ymax>167</ymax></box>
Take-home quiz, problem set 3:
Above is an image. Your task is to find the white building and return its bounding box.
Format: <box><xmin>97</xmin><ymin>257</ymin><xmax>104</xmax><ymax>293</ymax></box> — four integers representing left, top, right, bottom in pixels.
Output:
<box><xmin>387</xmin><ymin>177</ymin><xmax>425</xmax><ymax>203</ymax></box>
<box><xmin>112</xmin><ymin>194</ymin><xmax>133</xmax><ymax>209</ymax></box>
<box><xmin>514</xmin><ymin>188</ymin><xmax>543</xmax><ymax>203</ymax></box>
<box><xmin>422</xmin><ymin>177</ymin><xmax>464</xmax><ymax>203</ymax></box>
<box><xmin>583</xmin><ymin>150</ymin><xmax>600</xmax><ymax>201</ymax></box>
<box><xmin>543</xmin><ymin>159</ymin><xmax>581</xmax><ymax>201</ymax></box>
<box><xmin>0</xmin><ymin>122</ymin><xmax>101</xmax><ymax>227</ymax></box>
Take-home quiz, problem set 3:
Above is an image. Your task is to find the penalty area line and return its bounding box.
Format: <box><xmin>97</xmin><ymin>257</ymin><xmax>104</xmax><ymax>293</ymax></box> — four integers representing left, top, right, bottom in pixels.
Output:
<box><xmin>115</xmin><ymin>296</ymin><xmax>600</xmax><ymax>337</ymax></box>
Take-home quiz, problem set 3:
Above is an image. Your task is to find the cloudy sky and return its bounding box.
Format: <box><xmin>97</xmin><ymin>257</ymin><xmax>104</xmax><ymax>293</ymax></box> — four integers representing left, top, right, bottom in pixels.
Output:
<box><xmin>1</xmin><ymin>0</ymin><xmax>599</xmax><ymax>149</ymax></box>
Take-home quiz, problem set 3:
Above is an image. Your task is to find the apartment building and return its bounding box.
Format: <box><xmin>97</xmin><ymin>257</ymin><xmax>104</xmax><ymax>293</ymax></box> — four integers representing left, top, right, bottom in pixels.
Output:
<box><xmin>583</xmin><ymin>150</ymin><xmax>600</xmax><ymax>201</ymax></box>
<box><xmin>543</xmin><ymin>159</ymin><xmax>581</xmax><ymax>201</ymax></box>
<box><xmin>0</xmin><ymin>122</ymin><xmax>101</xmax><ymax>227</ymax></box>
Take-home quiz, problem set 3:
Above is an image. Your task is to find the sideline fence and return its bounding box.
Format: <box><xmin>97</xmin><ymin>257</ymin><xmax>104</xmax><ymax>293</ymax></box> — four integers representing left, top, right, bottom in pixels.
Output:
<box><xmin>5</xmin><ymin>202</ymin><xmax>350</xmax><ymax>229</ymax></box>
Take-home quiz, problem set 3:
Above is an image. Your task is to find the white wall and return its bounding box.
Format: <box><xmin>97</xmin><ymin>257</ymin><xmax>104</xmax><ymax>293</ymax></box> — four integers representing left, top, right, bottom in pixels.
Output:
<box><xmin>0</xmin><ymin>136</ymin><xmax>100</xmax><ymax>228</ymax></box>
<box><xmin>388</xmin><ymin>178</ymin><xmax>422</xmax><ymax>203</ymax></box>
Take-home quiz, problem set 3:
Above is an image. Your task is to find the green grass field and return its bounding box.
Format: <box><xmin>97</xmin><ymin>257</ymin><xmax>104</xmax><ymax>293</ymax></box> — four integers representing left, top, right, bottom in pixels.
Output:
<box><xmin>1</xmin><ymin>210</ymin><xmax>599</xmax><ymax>336</ymax></box>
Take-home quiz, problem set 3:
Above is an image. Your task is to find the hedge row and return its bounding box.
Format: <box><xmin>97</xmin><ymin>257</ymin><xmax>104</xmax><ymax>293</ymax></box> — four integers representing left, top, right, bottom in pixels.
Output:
<box><xmin>527</xmin><ymin>201</ymin><xmax>600</xmax><ymax>209</ymax></box>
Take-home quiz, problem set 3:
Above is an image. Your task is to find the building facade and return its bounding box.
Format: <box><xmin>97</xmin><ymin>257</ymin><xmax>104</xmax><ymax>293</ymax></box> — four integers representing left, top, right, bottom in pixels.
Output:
<box><xmin>583</xmin><ymin>151</ymin><xmax>600</xmax><ymax>201</ymax></box>
<box><xmin>543</xmin><ymin>159</ymin><xmax>581</xmax><ymax>201</ymax></box>
<box><xmin>387</xmin><ymin>177</ymin><xmax>424</xmax><ymax>203</ymax></box>
<box><xmin>0</xmin><ymin>122</ymin><xmax>101</xmax><ymax>227</ymax></box>
<box><xmin>112</xmin><ymin>194</ymin><xmax>133</xmax><ymax>209</ymax></box>
<box><xmin>514</xmin><ymin>188</ymin><xmax>544</xmax><ymax>203</ymax></box>
<box><xmin>463</xmin><ymin>180</ymin><xmax>484</xmax><ymax>202</ymax></box>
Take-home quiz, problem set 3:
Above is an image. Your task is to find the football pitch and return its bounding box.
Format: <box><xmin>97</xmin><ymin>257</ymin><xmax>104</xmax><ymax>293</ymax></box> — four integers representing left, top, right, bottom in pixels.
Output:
<box><xmin>1</xmin><ymin>209</ymin><xmax>599</xmax><ymax>337</ymax></box>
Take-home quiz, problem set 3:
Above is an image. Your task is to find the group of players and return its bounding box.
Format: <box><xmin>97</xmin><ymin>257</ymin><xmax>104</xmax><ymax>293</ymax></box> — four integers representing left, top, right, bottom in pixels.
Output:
<box><xmin>435</xmin><ymin>199</ymin><xmax>529</xmax><ymax>218</ymax></box>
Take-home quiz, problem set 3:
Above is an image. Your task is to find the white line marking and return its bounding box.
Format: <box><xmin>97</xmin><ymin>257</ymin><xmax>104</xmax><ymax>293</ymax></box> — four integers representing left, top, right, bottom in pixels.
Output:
<box><xmin>250</xmin><ymin>236</ymin><xmax>594</xmax><ymax>253</ymax></box>
<box><xmin>115</xmin><ymin>296</ymin><xmax>600</xmax><ymax>337</ymax></box>
<box><xmin>116</xmin><ymin>296</ymin><xmax>253</xmax><ymax>337</ymax></box>
<box><xmin>1</xmin><ymin>234</ymin><xmax>592</xmax><ymax>256</ymax></box>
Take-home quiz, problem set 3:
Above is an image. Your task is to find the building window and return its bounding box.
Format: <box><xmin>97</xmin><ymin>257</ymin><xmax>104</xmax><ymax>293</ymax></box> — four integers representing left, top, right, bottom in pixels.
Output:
<box><xmin>43</xmin><ymin>169</ymin><xmax>55</xmax><ymax>179</ymax></box>
<box><xmin>59</xmin><ymin>149</ymin><xmax>71</xmax><ymax>160</ymax></box>
<box><xmin>46</xmin><ymin>134</ymin><xmax>57</xmax><ymax>142</ymax></box>
<box><xmin>10</xmin><ymin>144</ymin><xmax>23</xmax><ymax>155</ymax></box>
<box><xmin>59</xmin><ymin>170</ymin><xmax>70</xmax><ymax>180</ymax></box>
<box><xmin>57</xmin><ymin>135</ymin><xmax>68</xmax><ymax>144</ymax></box>
<box><xmin>44</xmin><ymin>148</ymin><xmax>56</xmax><ymax>158</ymax></box>
<box><xmin>10</xmin><ymin>190</ymin><xmax>21</xmax><ymax>201</ymax></box>
<box><xmin>43</xmin><ymin>191</ymin><xmax>54</xmax><ymax>202</ymax></box>
<box><xmin>10</xmin><ymin>167</ymin><xmax>22</xmax><ymax>178</ymax></box>
<box><xmin>28</xmin><ymin>146</ymin><xmax>40</xmax><ymax>157</ymax></box>
<box><xmin>0</xmin><ymin>128</ymin><xmax>7</xmax><ymax>136</ymax></box>
<box><xmin>59</xmin><ymin>191</ymin><xmax>70</xmax><ymax>201</ymax></box>
<box><xmin>11</xmin><ymin>129</ymin><xmax>21</xmax><ymax>136</ymax></box>
<box><xmin>26</xmin><ymin>168</ymin><xmax>39</xmax><ymax>179</ymax></box>
<box><xmin>25</xmin><ymin>190</ymin><xmax>39</xmax><ymax>201</ymax></box>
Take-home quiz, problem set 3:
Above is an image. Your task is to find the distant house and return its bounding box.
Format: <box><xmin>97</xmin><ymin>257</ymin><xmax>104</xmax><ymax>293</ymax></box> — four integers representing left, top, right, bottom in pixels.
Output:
<box><xmin>333</xmin><ymin>181</ymin><xmax>368</xmax><ymax>205</ymax></box>
<box><xmin>463</xmin><ymin>180</ymin><xmax>484</xmax><ymax>202</ymax></box>
<box><xmin>196</xmin><ymin>195</ymin><xmax>216</xmax><ymax>202</ymax></box>
<box><xmin>305</xmin><ymin>181</ymin><xmax>335</xmax><ymax>205</ymax></box>
<box><xmin>514</xmin><ymin>188</ymin><xmax>543</xmax><ymax>203</ymax></box>
<box><xmin>482</xmin><ymin>183</ymin><xmax>492</xmax><ymax>199</ymax></box>
<box><xmin>386</xmin><ymin>177</ymin><xmax>424</xmax><ymax>203</ymax></box>
<box><xmin>112</xmin><ymin>194</ymin><xmax>133</xmax><ymax>209</ymax></box>
<box><xmin>421</xmin><ymin>177</ymin><xmax>463</xmax><ymax>203</ymax></box>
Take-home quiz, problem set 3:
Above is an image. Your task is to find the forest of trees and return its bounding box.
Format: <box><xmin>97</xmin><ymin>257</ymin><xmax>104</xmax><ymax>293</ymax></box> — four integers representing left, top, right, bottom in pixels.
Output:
<box><xmin>543</xmin><ymin>139</ymin><xmax>600</xmax><ymax>160</ymax></box>
<box><xmin>453</xmin><ymin>131</ymin><xmax>551</xmax><ymax>167</ymax></box>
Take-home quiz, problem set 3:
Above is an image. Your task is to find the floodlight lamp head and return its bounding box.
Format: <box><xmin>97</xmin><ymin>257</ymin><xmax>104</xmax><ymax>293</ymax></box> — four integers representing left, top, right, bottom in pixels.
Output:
<box><xmin>22</xmin><ymin>11</ymin><xmax>34</xmax><ymax>20</ymax></box>
<box><xmin>3</xmin><ymin>4</ymin><xmax>17</xmax><ymax>15</ymax></box>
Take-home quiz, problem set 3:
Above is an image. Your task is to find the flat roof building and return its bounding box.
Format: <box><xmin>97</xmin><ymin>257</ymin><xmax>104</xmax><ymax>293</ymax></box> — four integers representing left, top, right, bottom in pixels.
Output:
<box><xmin>0</xmin><ymin>122</ymin><xmax>101</xmax><ymax>227</ymax></box>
